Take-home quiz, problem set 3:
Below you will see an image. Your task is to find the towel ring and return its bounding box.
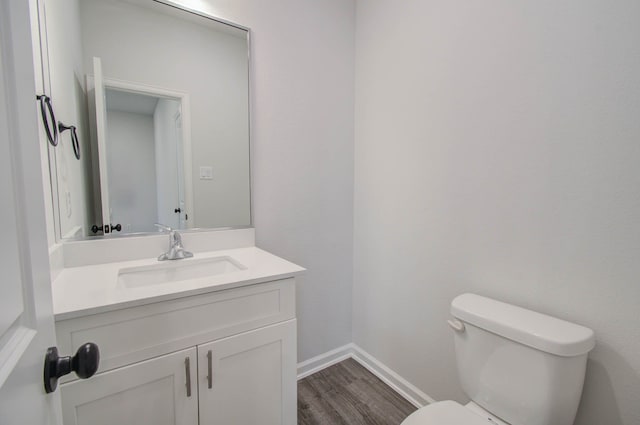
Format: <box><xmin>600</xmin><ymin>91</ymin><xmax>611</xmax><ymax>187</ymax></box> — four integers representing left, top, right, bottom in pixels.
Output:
<box><xmin>58</xmin><ymin>122</ymin><xmax>80</xmax><ymax>160</ymax></box>
<box><xmin>36</xmin><ymin>95</ymin><xmax>59</xmax><ymax>147</ymax></box>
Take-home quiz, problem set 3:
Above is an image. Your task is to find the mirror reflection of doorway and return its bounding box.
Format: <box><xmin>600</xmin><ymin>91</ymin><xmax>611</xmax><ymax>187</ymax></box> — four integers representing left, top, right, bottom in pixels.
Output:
<box><xmin>103</xmin><ymin>87</ymin><xmax>187</xmax><ymax>233</ymax></box>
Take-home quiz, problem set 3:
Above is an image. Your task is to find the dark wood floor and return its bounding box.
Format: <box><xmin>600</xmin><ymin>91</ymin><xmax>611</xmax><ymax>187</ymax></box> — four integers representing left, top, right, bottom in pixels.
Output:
<box><xmin>298</xmin><ymin>358</ymin><xmax>417</xmax><ymax>425</ymax></box>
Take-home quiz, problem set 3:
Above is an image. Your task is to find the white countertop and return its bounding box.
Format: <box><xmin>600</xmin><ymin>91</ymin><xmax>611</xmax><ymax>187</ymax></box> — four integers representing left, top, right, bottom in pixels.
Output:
<box><xmin>53</xmin><ymin>246</ymin><xmax>305</xmax><ymax>321</ymax></box>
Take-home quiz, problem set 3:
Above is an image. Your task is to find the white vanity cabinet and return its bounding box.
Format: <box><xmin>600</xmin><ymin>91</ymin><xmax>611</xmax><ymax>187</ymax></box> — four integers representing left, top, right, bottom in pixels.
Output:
<box><xmin>60</xmin><ymin>348</ymin><xmax>199</xmax><ymax>425</ymax></box>
<box><xmin>197</xmin><ymin>320</ymin><xmax>297</xmax><ymax>425</ymax></box>
<box><xmin>55</xmin><ymin>278</ymin><xmax>297</xmax><ymax>425</ymax></box>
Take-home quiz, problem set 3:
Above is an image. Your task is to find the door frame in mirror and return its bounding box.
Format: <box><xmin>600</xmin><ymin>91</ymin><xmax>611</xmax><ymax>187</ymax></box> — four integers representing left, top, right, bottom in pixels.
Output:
<box><xmin>86</xmin><ymin>74</ymin><xmax>195</xmax><ymax>233</ymax></box>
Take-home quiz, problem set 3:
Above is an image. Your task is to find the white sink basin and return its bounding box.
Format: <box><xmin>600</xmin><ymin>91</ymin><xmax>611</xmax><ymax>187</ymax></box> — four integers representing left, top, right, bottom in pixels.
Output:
<box><xmin>118</xmin><ymin>256</ymin><xmax>247</xmax><ymax>288</ymax></box>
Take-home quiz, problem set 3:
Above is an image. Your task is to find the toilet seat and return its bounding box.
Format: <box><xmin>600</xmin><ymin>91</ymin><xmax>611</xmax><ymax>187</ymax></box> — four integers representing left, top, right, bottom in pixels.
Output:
<box><xmin>402</xmin><ymin>401</ymin><xmax>492</xmax><ymax>425</ymax></box>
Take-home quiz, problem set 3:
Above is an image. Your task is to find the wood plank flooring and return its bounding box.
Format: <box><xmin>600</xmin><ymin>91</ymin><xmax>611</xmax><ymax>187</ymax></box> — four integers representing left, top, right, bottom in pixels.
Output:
<box><xmin>298</xmin><ymin>358</ymin><xmax>417</xmax><ymax>425</ymax></box>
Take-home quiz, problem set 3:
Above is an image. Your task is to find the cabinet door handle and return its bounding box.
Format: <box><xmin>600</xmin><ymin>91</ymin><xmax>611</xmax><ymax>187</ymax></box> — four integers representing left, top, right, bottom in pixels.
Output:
<box><xmin>185</xmin><ymin>357</ymin><xmax>192</xmax><ymax>397</ymax></box>
<box><xmin>206</xmin><ymin>350</ymin><xmax>212</xmax><ymax>389</ymax></box>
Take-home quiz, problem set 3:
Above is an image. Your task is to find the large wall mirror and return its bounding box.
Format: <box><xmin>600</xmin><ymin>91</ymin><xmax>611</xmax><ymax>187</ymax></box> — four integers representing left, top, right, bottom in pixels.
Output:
<box><xmin>39</xmin><ymin>0</ymin><xmax>251</xmax><ymax>240</ymax></box>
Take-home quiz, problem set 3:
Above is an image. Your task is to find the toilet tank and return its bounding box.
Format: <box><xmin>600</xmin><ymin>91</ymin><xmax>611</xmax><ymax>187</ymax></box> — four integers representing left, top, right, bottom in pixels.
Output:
<box><xmin>450</xmin><ymin>294</ymin><xmax>595</xmax><ymax>425</ymax></box>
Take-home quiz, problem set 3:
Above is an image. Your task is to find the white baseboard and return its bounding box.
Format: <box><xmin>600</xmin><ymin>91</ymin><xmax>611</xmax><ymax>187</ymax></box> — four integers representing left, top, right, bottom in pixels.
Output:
<box><xmin>351</xmin><ymin>344</ymin><xmax>435</xmax><ymax>408</ymax></box>
<box><xmin>297</xmin><ymin>344</ymin><xmax>353</xmax><ymax>380</ymax></box>
<box><xmin>297</xmin><ymin>343</ymin><xmax>435</xmax><ymax>408</ymax></box>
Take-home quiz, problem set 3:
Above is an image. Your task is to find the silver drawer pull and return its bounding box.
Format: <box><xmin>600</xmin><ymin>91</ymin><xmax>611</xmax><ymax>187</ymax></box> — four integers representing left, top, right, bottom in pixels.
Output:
<box><xmin>207</xmin><ymin>350</ymin><xmax>213</xmax><ymax>389</ymax></box>
<box><xmin>185</xmin><ymin>357</ymin><xmax>192</xmax><ymax>397</ymax></box>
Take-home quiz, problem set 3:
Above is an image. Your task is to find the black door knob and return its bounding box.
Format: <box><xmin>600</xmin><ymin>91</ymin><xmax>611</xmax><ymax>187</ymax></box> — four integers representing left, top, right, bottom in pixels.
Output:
<box><xmin>91</xmin><ymin>224</ymin><xmax>110</xmax><ymax>234</ymax></box>
<box><xmin>44</xmin><ymin>342</ymin><xmax>100</xmax><ymax>393</ymax></box>
<box><xmin>110</xmin><ymin>223</ymin><xmax>122</xmax><ymax>232</ymax></box>
<box><xmin>174</xmin><ymin>208</ymin><xmax>182</xmax><ymax>213</ymax></box>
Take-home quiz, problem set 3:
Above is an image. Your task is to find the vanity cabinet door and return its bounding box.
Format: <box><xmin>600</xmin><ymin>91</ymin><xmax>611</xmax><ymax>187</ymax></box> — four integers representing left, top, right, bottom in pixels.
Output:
<box><xmin>60</xmin><ymin>347</ymin><xmax>198</xmax><ymax>425</ymax></box>
<box><xmin>197</xmin><ymin>320</ymin><xmax>297</xmax><ymax>425</ymax></box>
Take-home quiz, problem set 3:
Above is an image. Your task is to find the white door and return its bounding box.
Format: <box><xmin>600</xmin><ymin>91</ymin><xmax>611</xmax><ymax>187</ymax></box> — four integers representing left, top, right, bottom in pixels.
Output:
<box><xmin>174</xmin><ymin>110</ymin><xmax>187</xmax><ymax>229</ymax></box>
<box><xmin>197</xmin><ymin>320</ymin><xmax>297</xmax><ymax>425</ymax></box>
<box><xmin>60</xmin><ymin>348</ymin><xmax>198</xmax><ymax>425</ymax></box>
<box><xmin>153</xmin><ymin>98</ymin><xmax>181</xmax><ymax>229</ymax></box>
<box><xmin>92</xmin><ymin>57</ymin><xmax>112</xmax><ymax>233</ymax></box>
<box><xmin>0</xmin><ymin>0</ymin><xmax>61</xmax><ymax>424</ymax></box>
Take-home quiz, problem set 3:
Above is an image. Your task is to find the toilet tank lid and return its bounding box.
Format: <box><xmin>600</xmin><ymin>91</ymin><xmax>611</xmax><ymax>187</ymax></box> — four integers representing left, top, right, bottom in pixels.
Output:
<box><xmin>451</xmin><ymin>293</ymin><xmax>595</xmax><ymax>357</ymax></box>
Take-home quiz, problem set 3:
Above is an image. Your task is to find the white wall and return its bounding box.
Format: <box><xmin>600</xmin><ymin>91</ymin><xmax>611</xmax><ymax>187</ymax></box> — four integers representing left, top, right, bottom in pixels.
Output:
<box><xmin>80</xmin><ymin>0</ymin><xmax>250</xmax><ymax>228</ymax></box>
<box><xmin>172</xmin><ymin>0</ymin><xmax>356</xmax><ymax>362</ymax></box>
<box><xmin>106</xmin><ymin>109</ymin><xmax>158</xmax><ymax>233</ymax></box>
<box><xmin>353</xmin><ymin>1</ymin><xmax>640</xmax><ymax>424</ymax></box>
<box><xmin>42</xmin><ymin>0</ymin><xmax>95</xmax><ymax>240</ymax></box>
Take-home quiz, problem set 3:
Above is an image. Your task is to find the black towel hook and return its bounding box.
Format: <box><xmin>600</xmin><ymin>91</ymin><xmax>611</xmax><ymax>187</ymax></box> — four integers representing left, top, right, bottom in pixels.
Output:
<box><xmin>36</xmin><ymin>94</ymin><xmax>59</xmax><ymax>147</ymax></box>
<box><xmin>58</xmin><ymin>121</ymin><xmax>81</xmax><ymax>160</ymax></box>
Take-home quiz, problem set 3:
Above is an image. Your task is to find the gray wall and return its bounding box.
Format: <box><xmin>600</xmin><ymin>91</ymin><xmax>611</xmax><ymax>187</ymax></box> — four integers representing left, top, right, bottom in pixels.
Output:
<box><xmin>353</xmin><ymin>1</ymin><xmax>640</xmax><ymax>424</ymax></box>
<box><xmin>106</xmin><ymin>109</ymin><xmax>157</xmax><ymax>233</ymax></box>
<box><xmin>193</xmin><ymin>0</ymin><xmax>356</xmax><ymax>361</ymax></box>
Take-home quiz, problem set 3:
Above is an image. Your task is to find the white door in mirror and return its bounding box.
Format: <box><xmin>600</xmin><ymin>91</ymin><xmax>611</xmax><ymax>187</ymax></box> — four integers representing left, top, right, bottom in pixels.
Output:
<box><xmin>92</xmin><ymin>57</ymin><xmax>112</xmax><ymax>229</ymax></box>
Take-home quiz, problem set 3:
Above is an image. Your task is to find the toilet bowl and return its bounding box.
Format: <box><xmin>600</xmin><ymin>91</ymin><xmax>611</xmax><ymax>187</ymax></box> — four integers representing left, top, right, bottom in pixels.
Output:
<box><xmin>402</xmin><ymin>401</ymin><xmax>506</xmax><ymax>425</ymax></box>
<box><xmin>401</xmin><ymin>293</ymin><xmax>595</xmax><ymax>425</ymax></box>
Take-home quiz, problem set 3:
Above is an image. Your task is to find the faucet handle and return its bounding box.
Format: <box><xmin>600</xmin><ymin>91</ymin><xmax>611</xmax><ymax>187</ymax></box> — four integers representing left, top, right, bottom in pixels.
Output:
<box><xmin>154</xmin><ymin>223</ymin><xmax>173</xmax><ymax>232</ymax></box>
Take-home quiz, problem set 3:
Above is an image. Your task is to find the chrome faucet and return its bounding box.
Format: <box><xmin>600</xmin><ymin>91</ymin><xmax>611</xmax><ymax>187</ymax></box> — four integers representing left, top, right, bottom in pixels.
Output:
<box><xmin>155</xmin><ymin>223</ymin><xmax>193</xmax><ymax>261</ymax></box>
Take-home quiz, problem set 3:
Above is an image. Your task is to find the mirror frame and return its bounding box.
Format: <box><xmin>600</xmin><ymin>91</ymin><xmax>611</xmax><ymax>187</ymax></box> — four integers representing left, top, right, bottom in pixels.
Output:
<box><xmin>48</xmin><ymin>0</ymin><xmax>254</xmax><ymax>242</ymax></box>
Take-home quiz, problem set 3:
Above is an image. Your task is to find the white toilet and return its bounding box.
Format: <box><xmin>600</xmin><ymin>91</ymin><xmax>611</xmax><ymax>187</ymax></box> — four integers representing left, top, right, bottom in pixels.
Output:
<box><xmin>402</xmin><ymin>293</ymin><xmax>595</xmax><ymax>425</ymax></box>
